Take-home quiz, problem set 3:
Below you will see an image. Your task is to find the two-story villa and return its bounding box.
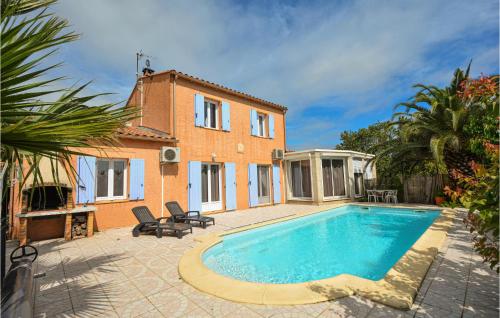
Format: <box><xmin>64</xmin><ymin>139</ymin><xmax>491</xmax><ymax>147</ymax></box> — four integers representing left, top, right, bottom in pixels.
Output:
<box><xmin>10</xmin><ymin>69</ymin><xmax>287</xmax><ymax>242</ymax></box>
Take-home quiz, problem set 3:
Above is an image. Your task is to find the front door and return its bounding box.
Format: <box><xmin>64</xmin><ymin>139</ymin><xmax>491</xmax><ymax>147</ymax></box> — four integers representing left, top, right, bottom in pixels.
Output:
<box><xmin>201</xmin><ymin>163</ymin><xmax>222</xmax><ymax>212</ymax></box>
<box><xmin>257</xmin><ymin>165</ymin><xmax>270</xmax><ymax>204</ymax></box>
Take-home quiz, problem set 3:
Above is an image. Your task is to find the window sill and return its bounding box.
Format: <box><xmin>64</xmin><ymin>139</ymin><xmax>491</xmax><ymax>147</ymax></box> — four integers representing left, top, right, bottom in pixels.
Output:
<box><xmin>252</xmin><ymin>135</ymin><xmax>271</xmax><ymax>139</ymax></box>
<box><xmin>288</xmin><ymin>197</ymin><xmax>313</xmax><ymax>201</ymax></box>
<box><xmin>323</xmin><ymin>196</ymin><xmax>349</xmax><ymax>201</ymax></box>
<box><xmin>197</xmin><ymin>126</ymin><xmax>228</xmax><ymax>132</ymax></box>
<box><xmin>94</xmin><ymin>198</ymin><xmax>141</xmax><ymax>205</ymax></box>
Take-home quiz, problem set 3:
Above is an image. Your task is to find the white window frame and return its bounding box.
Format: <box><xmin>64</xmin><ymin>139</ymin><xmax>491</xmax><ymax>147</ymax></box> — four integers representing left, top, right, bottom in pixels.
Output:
<box><xmin>204</xmin><ymin>101</ymin><xmax>219</xmax><ymax>129</ymax></box>
<box><xmin>201</xmin><ymin>163</ymin><xmax>222</xmax><ymax>212</ymax></box>
<box><xmin>257</xmin><ymin>165</ymin><xmax>271</xmax><ymax>204</ymax></box>
<box><xmin>95</xmin><ymin>159</ymin><xmax>127</xmax><ymax>201</ymax></box>
<box><xmin>257</xmin><ymin>113</ymin><xmax>267</xmax><ymax>137</ymax></box>
<box><xmin>287</xmin><ymin>159</ymin><xmax>313</xmax><ymax>200</ymax></box>
<box><xmin>321</xmin><ymin>157</ymin><xmax>348</xmax><ymax>200</ymax></box>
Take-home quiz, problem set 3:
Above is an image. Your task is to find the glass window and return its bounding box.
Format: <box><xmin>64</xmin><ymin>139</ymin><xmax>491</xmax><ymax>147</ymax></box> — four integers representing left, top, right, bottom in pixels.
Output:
<box><xmin>331</xmin><ymin>159</ymin><xmax>346</xmax><ymax>196</ymax></box>
<box><xmin>322</xmin><ymin>159</ymin><xmax>333</xmax><ymax>197</ymax></box>
<box><xmin>290</xmin><ymin>160</ymin><xmax>312</xmax><ymax>198</ymax></box>
<box><xmin>257</xmin><ymin>165</ymin><xmax>270</xmax><ymax>204</ymax></box>
<box><xmin>204</xmin><ymin>101</ymin><xmax>218</xmax><ymax>129</ymax></box>
<box><xmin>201</xmin><ymin>165</ymin><xmax>208</xmax><ymax>203</ymax></box>
<box><xmin>201</xmin><ymin>163</ymin><xmax>221</xmax><ymax>204</ymax></box>
<box><xmin>96</xmin><ymin>159</ymin><xmax>126</xmax><ymax>200</ymax></box>
<box><xmin>113</xmin><ymin>161</ymin><xmax>125</xmax><ymax>196</ymax></box>
<box><xmin>322</xmin><ymin>159</ymin><xmax>346</xmax><ymax>197</ymax></box>
<box><xmin>96</xmin><ymin>160</ymin><xmax>109</xmax><ymax>198</ymax></box>
<box><xmin>257</xmin><ymin>114</ymin><xmax>266</xmax><ymax>137</ymax></box>
<box><xmin>354</xmin><ymin>173</ymin><xmax>364</xmax><ymax>195</ymax></box>
<box><xmin>210</xmin><ymin>165</ymin><xmax>220</xmax><ymax>201</ymax></box>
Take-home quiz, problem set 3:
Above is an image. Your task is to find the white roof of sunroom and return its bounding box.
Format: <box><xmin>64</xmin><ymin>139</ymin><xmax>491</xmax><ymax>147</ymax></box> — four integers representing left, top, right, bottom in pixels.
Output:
<box><xmin>284</xmin><ymin>149</ymin><xmax>375</xmax><ymax>158</ymax></box>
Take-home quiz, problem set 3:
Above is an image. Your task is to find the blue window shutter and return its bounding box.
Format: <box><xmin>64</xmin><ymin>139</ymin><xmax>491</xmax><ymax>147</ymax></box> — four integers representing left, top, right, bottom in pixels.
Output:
<box><xmin>130</xmin><ymin>159</ymin><xmax>145</xmax><ymax>200</ymax></box>
<box><xmin>188</xmin><ymin>161</ymin><xmax>202</xmax><ymax>211</ymax></box>
<box><xmin>248</xmin><ymin>163</ymin><xmax>258</xmax><ymax>207</ymax></box>
<box><xmin>225</xmin><ymin>163</ymin><xmax>237</xmax><ymax>210</ymax></box>
<box><xmin>194</xmin><ymin>94</ymin><xmax>205</xmax><ymax>127</ymax></box>
<box><xmin>77</xmin><ymin>156</ymin><xmax>96</xmax><ymax>204</ymax></box>
<box><xmin>273</xmin><ymin>163</ymin><xmax>281</xmax><ymax>204</ymax></box>
<box><xmin>221</xmin><ymin>101</ymin><xmax>231</xmax><ymax>131</ymax></box>
<box><xmin>250</xmin><ymin>110</ymin><xmax>258</xmax><ymax>136</ymax></box>
<box><xmin>268</xmin><ymin>114</ymin><xmax>275</xmax><ymax>139</ymax></box>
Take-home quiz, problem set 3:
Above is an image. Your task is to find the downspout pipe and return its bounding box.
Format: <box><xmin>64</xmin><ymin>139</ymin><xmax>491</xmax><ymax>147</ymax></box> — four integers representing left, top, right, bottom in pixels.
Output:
<box><xmin>172</xmin><ymin>73</ymin><xmax>177</xmax><ymax>139</ymax></box>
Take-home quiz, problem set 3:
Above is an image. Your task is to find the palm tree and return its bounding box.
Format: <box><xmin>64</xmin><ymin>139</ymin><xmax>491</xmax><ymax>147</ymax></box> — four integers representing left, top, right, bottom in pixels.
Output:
<box><xmin>1</xmin><ymin>0</ymin><xmax>137</xmax><ymax>279</ymax></box>
<box><xmin>376</xmin><ymin>64</ymin><xmax>488</xmax><ymax>182</ymax></box>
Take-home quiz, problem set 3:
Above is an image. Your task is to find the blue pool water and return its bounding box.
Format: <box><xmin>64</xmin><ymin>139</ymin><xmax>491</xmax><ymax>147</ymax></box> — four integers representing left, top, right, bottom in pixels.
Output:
<box><xmin>203</xmin><ymin>205</ymin><xmax>440</xmax><ymax>283</ymax></box>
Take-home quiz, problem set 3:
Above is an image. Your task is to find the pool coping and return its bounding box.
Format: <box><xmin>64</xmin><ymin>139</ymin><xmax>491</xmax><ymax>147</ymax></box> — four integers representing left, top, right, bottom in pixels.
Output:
<box><xmin>178</xmin><ymin>203</ymin><xmax>454</xmax><ymax>309</ymax></box>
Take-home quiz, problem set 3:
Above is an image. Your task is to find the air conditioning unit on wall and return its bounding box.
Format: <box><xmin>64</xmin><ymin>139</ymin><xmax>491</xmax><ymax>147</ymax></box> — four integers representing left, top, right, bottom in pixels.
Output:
<box><xmin>272</xmin><ymin>149</ymin><xmax>284</xmax><ymax>160</ymax></box>
<box><xmin>160</xmin><ymin>147</ymin><xmax>180</xmax><ymax>163</ymax></box>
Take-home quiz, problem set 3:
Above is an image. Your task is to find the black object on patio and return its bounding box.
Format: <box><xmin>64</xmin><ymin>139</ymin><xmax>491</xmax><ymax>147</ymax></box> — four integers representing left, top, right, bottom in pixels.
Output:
<box><xmin>165</xmin><ymin>201</ymin><xmax>215</xmax><ymax>229</ymax></box>
<box><xmin>131</xmin><ymin>206</ymin><xmax>192</xmax><ymax>239</ymax></box>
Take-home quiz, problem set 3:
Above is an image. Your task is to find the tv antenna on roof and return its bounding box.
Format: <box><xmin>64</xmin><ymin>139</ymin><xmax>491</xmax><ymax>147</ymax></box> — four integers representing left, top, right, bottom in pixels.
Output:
<box><xmin>136</xmin><ymin>51</ymin><xmax>154</xmax><ymax>79</ymax></box>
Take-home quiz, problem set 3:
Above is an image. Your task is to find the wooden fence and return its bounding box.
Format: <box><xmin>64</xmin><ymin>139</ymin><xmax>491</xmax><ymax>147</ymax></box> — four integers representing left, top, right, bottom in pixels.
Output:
<box><xmin>403</xmin><ymin>175</ymin><xmax>444</xmax><ymax>204</ymax></box>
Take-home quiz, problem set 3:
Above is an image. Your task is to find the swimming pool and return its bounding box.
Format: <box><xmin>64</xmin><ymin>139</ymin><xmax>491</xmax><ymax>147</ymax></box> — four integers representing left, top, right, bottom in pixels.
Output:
<box><xmin>203</xmin><ymin>205</ymin><xmax>440</xmax><ymax>284</ymax></box>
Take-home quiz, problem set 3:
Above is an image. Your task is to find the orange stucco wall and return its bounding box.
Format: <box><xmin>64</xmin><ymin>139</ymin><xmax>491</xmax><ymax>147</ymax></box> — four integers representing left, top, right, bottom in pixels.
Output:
<box><xmin>11</xmin><ymin>72</ymin><xmax>287</xmax><ymax>241</ymax></box>
<box><xmin>71</xmin><ymin>139</ymin><xmax>172</xmax><ymax>231</ymax></box>
<box><xmin>129</xmin><ymin>75</ymin><xmax>172</xmax><ymax>133</ymax></box>
<box><xmin>162</xmin><ymin>77</ymin><xmax>286</xmax><ymax>211</ymax></box>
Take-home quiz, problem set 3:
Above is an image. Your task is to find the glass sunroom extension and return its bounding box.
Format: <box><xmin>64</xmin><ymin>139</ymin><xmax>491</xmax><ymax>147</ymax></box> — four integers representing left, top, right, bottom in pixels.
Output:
<box><xmin>284</xmin><ymin>149</ymin><xmax>376</xmax><ymax>204</ymax></box>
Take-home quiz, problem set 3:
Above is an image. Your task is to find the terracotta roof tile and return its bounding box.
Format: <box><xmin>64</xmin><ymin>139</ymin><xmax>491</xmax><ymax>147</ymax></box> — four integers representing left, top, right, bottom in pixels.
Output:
<box><xmin>117</xmin><ymin>126</ymin><xmax>176</xmax><ymax>142</ymax></box>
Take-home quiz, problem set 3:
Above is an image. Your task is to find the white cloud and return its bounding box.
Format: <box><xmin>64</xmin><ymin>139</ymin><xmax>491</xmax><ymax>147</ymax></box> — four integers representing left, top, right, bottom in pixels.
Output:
<box><xmin>52</xmin><ymin>0</ymin><xmax>498</xmax><ymax>116</ymax></box>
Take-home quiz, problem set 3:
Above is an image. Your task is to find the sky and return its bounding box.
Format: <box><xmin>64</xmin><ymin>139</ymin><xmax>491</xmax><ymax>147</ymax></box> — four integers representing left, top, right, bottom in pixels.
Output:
<box><xmin>51</xmin><ymin>0</ymin><xmax>499</xmax><ymax>150</ymax></box>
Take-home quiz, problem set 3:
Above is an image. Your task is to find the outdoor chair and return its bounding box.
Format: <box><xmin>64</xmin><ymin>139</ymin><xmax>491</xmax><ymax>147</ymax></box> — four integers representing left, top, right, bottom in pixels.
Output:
<box><xmin>131</xmin><ymin>206</ymin><xmax>192</xmax><ymax>239</ymax></box>
<box><xmin>385</xmin><ymin>190</ymin><xmax>398</xmax><ymax>204</ymax></box>
<box><xmin>367</xmin><ymin>190</ymin><xmax>377</xmax><ymax>202</ymax></box>
<box><xmin>374</xmin><ymin>190</ymin><xmax>386</xmax><ymax>202</ymax></box>
<box><xmin>165</xmin><ymin>201</ymin><xmax>215</xmax><ymax>229</ymax></box>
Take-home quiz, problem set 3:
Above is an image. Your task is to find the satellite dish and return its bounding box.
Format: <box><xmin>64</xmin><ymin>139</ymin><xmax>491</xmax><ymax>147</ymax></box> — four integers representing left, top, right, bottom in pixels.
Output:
<box><xmin>145</xmin><ymin>59</ymin><xmax>150</xmax><ymax>67</ymax></box>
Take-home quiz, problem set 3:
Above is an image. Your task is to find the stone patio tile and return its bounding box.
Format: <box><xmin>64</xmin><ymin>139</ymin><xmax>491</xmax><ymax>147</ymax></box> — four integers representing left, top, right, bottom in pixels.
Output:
<box><xmin>93</xmin><ymin>268</ymin><xmax>129</xmax><ymax>284</ymax></box>
<box><xmin>117</xmin><ymin>263</ymin><xmax>154</xmax><ymax>280</ymax></box>
<box><xmin>68</xmin><ymin>282</ymin><xmax>109</xmax><ymax>305</ymax></box>
<box><xmin>462</xmin><ymin>304</ymin><xmax>499</xmax><ymax>318</ymax></box>
<box><xmin>35</xmin><ymin>287</ymin><xmax>71</xmax><ymax>305</ymax></box>
<box><xmin>129</xmin><ymin>274</ymin><xmax>173</xmax><ymax>296</ymax></box>
<box><xmin>200</xmin><ymin>298</ymin><xmax>250</xmax><ymax>317</ymax></box>
<box><xmin>148</xmin><ymin>289</ymin><xmax>201</xmax><ymax>317</ymax></box>
<box><xmin>35</xmin><ymin>278</ymin><xmax>69</xmax><ymax>295</ymax></box>
<box><xmin>111</xmin><ymin>296</ymin><xmax>156</xmax><ymax>318</ymax></box>
<box><xmin>465</xmin><ymin>291</ymin><xmax>500</xmax><ymax>310</ymax></box>
<box><xmin>428</xmin><ymin>281</ymin><xmax>467</xmax><ymax>303</ymax></box>
<box><xmin>186</xmin><ymin>306</ymin><xmax>215</xmax><ymax>317</ymax></box>
<box><xmin>136</xmin><ymin>308</ymin><xmax>165</xmax><ymax>318</ymax></box>
<box><xmin>245</xmin><ymin>304</ymin><xmax>314</xmax><ymax>318</ymax></box>
<box><xmin>366</xmin><ymin>305</ymin><xmax>414</xmax><ymax>318</ymax></box>
<box><xmin>105</xmin><ymin>281</ymin><xmax>144</xmax><ymax>304</ymax></box>
<box><xmin>34</xmin><ymin>297</ymin><xmax>73</xmax><ymax>317</ymax></box>
<box><xmin>421</xmin><ymin>292</ymin><xmax>463</xmax><ymax>316</ymax></box>
<box><xmin>414</xmin><ymin>303</ymin><xmax>462</xmax><ymax>318</ymax></box>
<box><xmin>225</xmin><ymin>305</ymin><xmax>262</xmax><ymax>317</ymax></box>
<box><xmin>175</xmin><ymin>283</ymin><xmax>217</xmax><ymax>306</ymax></box>
<box><xmin>156</xmin><ymin>264</ymin><xmax>185</xmax><ymax>286</ymax></box>
<box><xmin>72</xmin><ymin>301</ymin><xmax>118</xmax><ymax>318</ymax></box>
<box><xmin>140</xmin><ymin>257</ymin><xmax>175</xmax><ymax>274</ymax></box>
<box><xmin>34</xmin><ymin>309</ymin><xmax>74</xmax><ymax>318</ymax></box>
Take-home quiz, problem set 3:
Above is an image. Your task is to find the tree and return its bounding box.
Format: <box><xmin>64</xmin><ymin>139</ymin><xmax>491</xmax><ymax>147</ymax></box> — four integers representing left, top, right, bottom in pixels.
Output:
<box><xmin>1</xmin><ymin>0</ymin><xmax>137</xmax><ymax>279</ymax></box>
<box><xmin>378</xmin><ymin>64</ymin><xmax>498</xmax><ymax>183</ymax></box>
<box><xmin>336</xmin><ymin>121</ymin><xmax>403</xmax><ymax>186</ymax></box>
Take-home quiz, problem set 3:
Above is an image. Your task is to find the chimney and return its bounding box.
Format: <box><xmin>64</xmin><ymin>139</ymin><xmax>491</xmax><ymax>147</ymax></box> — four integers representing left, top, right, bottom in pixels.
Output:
<box><xmin>142</xmin><ymin>67</ymin><xmax>155</xmax><ymax>76</ymax></box>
